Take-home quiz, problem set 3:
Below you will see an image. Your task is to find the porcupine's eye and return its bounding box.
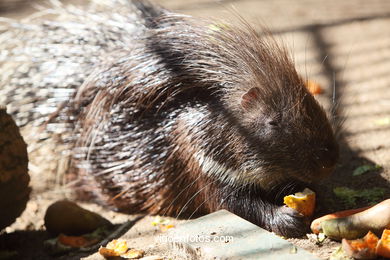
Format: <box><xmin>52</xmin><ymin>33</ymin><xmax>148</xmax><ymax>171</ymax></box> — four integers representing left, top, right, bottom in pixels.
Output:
<box><xmin>266</xmin><ymin>113</ymin><xmax>282</xmax><ymax>129</ymax></box>
<box><xmin>268</xmin><ymin>120</ymin><xmax>278</xmax><ymax>127</ymax></box>
<box><xmin>261</xmin><ymin>115</ymin><xmax>281</xmax><ymax>136</ymax></box>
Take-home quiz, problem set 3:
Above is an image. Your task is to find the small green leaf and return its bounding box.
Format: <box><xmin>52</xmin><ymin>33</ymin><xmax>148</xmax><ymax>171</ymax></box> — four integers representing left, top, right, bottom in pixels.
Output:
<box><xmin>352</xmin><ymin>164</ymin><xmax>382</xmax><ymax>176</ymax></box>
<box><xmin>333</xmin><ymin>186</ymin><xmax>385</xmax><ymax>207</ymax></box>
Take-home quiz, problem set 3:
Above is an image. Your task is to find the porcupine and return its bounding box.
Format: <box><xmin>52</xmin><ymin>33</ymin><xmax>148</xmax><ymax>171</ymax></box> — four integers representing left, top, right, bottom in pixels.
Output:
<box><xmin>0</xmin><ymin>0</ymin><xmax>339</xmax><ymax>237</ymax></box>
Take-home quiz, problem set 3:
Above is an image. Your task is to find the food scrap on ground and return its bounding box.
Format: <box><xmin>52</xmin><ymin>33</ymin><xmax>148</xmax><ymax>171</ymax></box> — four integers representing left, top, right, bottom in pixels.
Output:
<box><xmin>42</xmin><ymin>200</ymin><xmax>118</xmax><ymax>256</ymax></box>
<box><xmin>311</xmin><ymin>199</ymin><xmax>390</xmax><ymax>259</ymax></box>
<box><xmin>311</xmin><ymin>206</ymin><xmax>371</xmax><ymax>234</ymax></box>
<box><xmin>58</xmin><ymin>234</ymin><xmax>99</xmax><ymax>248</ymax></box>
<box><xmin>340</xmin><ymin>229</ymin><xmax>390</xmax><ymax>259</ymax></box>
<box><xmin>376</xmin><ymin>229</ymin><xmax>390</xmax><ymax>258</ymax></box>
<box><xmin>312</xmin><ymin>199</ymin><xmax>390</xmax><ymax>240</ymax></box>
<box><xmin>99</xmin><ymin>239</ymin><xmax>128</xmax><ymax>257</ymax></box>
<box><xmin>283</xmin><ymin>188</ymin><xmax>316</xmax><ymax>217</ymax></box>
<box><xmin>99</xmin><ymin>239</ymin><xmax>145</xmax><ymax>259</ymax></box>
<box><xmin>159</xmin><ymin>224</ymin><xmax>175</xmax><ymax>232</ymax></box>
<box><xmin>44</xmin><ymin>225</ymin><xmax>112</xmax><ymax>255</ymax></box>
<box><xmin>342</xmin><ymin>231</ymin><xmax>378</xmax><ymax>259</ymax></box>
<box><xmin>305</xmin><ymin>80</ymin><xmax>323</xmax><ymax>95</ymax></box>
<box><xmin>151</xmin><ymin>216</ymin><xmax>175</xmax><ymax>232</ymax></box>
<box><xmin>323</xmin><ymin>199</ymin><xmax>390</xmax><ymax>240</ymax></box>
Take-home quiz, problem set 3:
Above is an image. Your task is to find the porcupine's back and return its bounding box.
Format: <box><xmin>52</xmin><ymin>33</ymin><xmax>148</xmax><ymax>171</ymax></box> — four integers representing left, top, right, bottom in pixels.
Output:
<box><xmin>0</xmin><ymin>0</ymin><xmax>161</xmax><ymax>192</ymax></box>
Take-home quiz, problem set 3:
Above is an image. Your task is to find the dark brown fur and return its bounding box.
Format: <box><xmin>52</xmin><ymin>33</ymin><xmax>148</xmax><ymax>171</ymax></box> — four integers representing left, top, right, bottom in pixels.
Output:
<box><xmin>70</xmin><ymin>3</ymin><xmax>339</xmax><ymax>237</ymax></box>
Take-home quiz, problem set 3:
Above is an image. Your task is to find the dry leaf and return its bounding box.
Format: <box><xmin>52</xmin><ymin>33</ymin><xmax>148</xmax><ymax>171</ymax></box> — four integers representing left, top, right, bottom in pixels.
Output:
<box><xmin>99</xmin><ymin>239</ymin><xmax>128</xmax><ymax>257</ymax></box>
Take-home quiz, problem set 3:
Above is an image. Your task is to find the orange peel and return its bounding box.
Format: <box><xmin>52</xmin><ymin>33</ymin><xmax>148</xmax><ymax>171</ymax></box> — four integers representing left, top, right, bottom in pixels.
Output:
<box><xmin>342</xmin><ymin>231</ymin><xmax>379</xmax><ymax>259</ymax></box>
<box><xmin>283</xmin><ymin>188</ymin><xmax>316</xmax><ymax>217</ymax></box>
<box><xmin>305</xmin><ymin>80</ymin><xmax>323</xmax><ymax>95</ymax></box>
<box><xmin>376</xmin><ymin>229</ymin><xmax>390</xmax><ymax>258</ymax></box>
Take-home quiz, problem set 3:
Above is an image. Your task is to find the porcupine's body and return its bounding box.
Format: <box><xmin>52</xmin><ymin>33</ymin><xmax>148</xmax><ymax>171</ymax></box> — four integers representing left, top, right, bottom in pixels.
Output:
<box><xmin>0</xmin><ymin>0</ymin><xmax>339</xmax><ymax>237</ymax></box>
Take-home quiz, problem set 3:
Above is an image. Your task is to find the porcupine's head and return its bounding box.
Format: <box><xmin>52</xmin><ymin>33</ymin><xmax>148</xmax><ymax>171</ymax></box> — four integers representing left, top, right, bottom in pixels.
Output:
<box><xmin>204</xmin><ymin>23</ymin><xmax>339</xmax><ymax>193</ymax></box>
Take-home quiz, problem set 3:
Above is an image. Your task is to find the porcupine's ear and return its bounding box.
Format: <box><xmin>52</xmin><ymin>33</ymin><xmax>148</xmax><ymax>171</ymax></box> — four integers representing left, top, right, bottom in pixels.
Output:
<box><xmin>241</xmin><ymin>87</ymin><xmax>261</xmax><ymax>111</ymax></box>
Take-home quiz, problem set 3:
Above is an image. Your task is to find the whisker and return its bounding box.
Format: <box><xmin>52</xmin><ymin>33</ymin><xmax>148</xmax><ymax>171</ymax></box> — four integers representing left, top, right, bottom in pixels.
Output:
<box><xmin>175</xmin><ymin>177</ymin><xmax>221</xmax><ymax>220</ymax></box>
<box><xmin>187</xmin><ymin>182</ymin><xmax>246</xmax><ymax>220</ymax></box>
<box><xmin>161</xmin><ymin>172</ymin><xmax>203</xmax><ymax>217</ymax></box>
<box><xmin>332</xmin><ymin>71</ymin><xmax>336</xmax><ymax>105</ymax></box>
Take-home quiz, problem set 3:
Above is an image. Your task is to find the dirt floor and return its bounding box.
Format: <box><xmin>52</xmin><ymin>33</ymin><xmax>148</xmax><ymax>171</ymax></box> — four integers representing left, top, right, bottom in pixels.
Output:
<box><xmin>0</xmin><ymin>0</ymin><xmax>389</xmax><ymax>259</ymax></box>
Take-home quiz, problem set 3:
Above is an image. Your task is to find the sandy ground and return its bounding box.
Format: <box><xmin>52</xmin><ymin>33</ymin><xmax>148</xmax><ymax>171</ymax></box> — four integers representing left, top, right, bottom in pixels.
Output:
<box><xmin>0</xmin><ymin>0</ymin><xmax>389</xmax><ymax>259</ymax></box>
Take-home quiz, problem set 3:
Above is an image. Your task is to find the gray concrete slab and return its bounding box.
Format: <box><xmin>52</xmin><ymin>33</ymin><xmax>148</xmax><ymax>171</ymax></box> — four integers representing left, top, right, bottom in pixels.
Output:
<box><xmin>167</xmin><ymin>210</ymin><xmax>319</xmax><ymax>260</ymax></box>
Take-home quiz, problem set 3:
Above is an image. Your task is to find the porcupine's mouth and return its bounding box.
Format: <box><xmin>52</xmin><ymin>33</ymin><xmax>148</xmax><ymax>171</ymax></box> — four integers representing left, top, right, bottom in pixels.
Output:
<box><xmin>225</xmin><ymin>166</ymin><xmax>314</xmax><ymax>206</ymax></box>
<box><xmin>271</xmin><ymin>165</ymin><xmax>334</xmax><ymax>205</ymax></box>
<box><xmin>268</xmin><ymin>180</ymin><xmax>312</xmax><ymax>206</ymax></box>
<box><xmin>259</xmin><ymin>169</ymin><xmax>315</xmax><ymax>206</ymax></box>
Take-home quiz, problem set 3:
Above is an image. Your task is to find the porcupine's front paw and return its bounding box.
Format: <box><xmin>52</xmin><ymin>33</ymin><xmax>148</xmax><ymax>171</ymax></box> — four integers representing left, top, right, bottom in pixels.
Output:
<box><xmin>270</xmin><ymin>205</ymin><xmax>310</xmax><ymax>238</ymax></box>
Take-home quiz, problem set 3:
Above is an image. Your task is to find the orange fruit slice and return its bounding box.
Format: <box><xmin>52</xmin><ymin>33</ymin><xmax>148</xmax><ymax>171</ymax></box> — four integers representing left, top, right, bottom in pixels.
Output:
<box><xmin>284</xmin><ymin>188</ymin><xmax>316</xmax><ymax>217</ymax></box>
<box><xmin>305</xmin><ymin>80</ymin><xmax>323</xmax><ymax>95</ymax></box>
<box><xmin>376</xmin><ymin>229</ymin><xmax>390</xmax><ymax>258</ymax></box>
